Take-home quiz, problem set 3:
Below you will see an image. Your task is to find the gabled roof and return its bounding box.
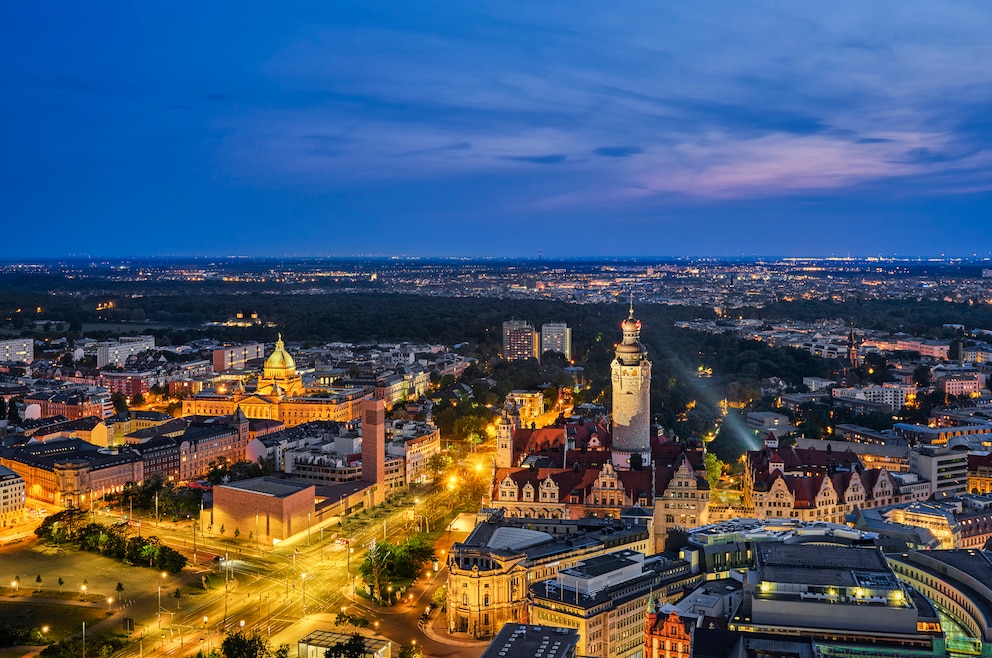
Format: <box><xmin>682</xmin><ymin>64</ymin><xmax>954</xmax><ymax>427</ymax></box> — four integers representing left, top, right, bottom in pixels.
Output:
<box><xmin>617</xmin><ymin>469</ymin><xmax>653</xmax><ymax>500</ymax></box>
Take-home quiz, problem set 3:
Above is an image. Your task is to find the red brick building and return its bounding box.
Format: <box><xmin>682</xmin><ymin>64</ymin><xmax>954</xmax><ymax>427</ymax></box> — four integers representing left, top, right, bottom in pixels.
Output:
<box><xmin>645</xmin><ymin>603</ymin><xmax>692</xmax><ymax>658</ymax></box>
<box><xmin>212</xmin><ymin>477</ymin><xmax>315</xmax><ymax>545</ymax></box>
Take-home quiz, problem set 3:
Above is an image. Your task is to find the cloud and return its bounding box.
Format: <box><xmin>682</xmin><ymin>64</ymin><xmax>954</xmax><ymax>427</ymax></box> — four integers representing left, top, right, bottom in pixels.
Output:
<box><xmin>217</xmin><ymin>2</ymin><xmax>992</xmax><ymax>207</ymax></box>
<box><xmin>503</xmin><ymin>153</ymin><xmax>567</xmax><ymax>164</ymax></box>
<box><xmin>594</xmin><ymin>146</ymin><xmax>642</xmax><ymax>157</ymax></box>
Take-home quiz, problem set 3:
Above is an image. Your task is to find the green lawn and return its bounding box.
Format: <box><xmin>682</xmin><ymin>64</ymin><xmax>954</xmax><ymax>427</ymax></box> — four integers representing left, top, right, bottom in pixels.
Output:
<box><xmin>0</xmin><ymin>601</ymin><xmax>107</xmax><ymax>642</ymax></box>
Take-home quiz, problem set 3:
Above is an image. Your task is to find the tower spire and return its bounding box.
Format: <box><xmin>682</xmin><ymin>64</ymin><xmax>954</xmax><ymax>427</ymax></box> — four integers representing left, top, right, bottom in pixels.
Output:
<box><xmin>629</xmin><ymin>290</ymin><xmax>634</xmax><ymax>317</ymax></box>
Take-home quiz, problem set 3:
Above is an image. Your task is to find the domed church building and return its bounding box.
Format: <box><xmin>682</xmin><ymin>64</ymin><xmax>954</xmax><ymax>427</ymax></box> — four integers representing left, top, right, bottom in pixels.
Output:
<box><xmin>255</xmin><ymin>334</ymin><xmax>304</xmax><ymax>397</ymax></box>
<box><xmin>183</xmin><ymin>335</ymin><xmax>370</xmax><ymax>427</ymax></box>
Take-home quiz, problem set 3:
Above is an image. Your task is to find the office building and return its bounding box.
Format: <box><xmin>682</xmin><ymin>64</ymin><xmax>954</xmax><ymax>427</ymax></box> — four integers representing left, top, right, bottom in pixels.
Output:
<box><xmin>910</xmin><ymin>443</ymin><xmax>969</xmax><ymax>497</ymax></box>
<box><xmin>729</xmin><ymin>544</ymin><xmax>944</xmax><ymax>657</ymax></box>
<box><xmin>482</xmin><ymin>625</ymin><xmax>578</xmax><ymax>658</ymax></box>
<box><xmin>887</xmin><ymin>550</ymin><xmax>992</xmax><ymax>651</ymax></box>
<box><xmin>529</xmin><ymin>550</ymin><xmax>700</xmax><ymax>658</ymax></box>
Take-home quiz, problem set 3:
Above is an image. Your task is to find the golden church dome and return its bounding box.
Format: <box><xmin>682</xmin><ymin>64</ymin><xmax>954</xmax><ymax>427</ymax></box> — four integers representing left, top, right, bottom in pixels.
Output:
<box><xmin>265</xmin><ymin>334</ymin><xmax>296</xmax><ymax>372</ymax></box>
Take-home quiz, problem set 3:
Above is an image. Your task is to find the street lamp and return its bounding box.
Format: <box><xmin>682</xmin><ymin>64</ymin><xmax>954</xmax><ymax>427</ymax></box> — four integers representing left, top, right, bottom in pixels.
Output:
<box><xmin>301</xmin><ymin>573</ymin><xmax>308</xmax><ymax>617</ymax></box>
<box><xmin>106</xmin><ymin>597</ymin><xmax>113</xmax><ymax>612</ymax></box>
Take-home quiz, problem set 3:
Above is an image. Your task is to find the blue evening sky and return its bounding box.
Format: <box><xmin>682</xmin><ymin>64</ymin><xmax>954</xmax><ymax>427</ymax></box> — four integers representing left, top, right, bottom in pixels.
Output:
<box><xmin>2</xmin><ymin>2</ymin><xmax>991</xmax><ymax>258</ymax></box>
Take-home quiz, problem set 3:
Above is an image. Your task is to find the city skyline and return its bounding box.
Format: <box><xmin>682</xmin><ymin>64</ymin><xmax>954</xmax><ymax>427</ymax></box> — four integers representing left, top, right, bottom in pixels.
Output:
<box><xmin>3</xmin><ymin>3</ymin><xmax>992</xmax><ymax>258</ymax></box>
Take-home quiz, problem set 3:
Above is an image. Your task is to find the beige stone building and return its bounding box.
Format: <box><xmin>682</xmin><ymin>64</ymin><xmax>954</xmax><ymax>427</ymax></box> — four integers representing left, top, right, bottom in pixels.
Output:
<box><xmin>446</xmin><ymin>512</ymin><xmax>652</xmax><ymax>639</ymax></box>
<box><xmin>0</xmin><ymin>466</ymin><xmax>26</xmax><ymax>528</ymax></box>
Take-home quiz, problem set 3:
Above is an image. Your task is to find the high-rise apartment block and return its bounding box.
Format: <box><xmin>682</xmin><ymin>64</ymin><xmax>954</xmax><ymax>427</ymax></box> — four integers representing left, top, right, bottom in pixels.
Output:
<box><xmin>0</xmin><ymin>337</ymin><xmax>33</xmax><ymax>364</ymax></box>
<box><xmin>502</xmin><ymin>320</ymin><xmax>538</xmax><ymax>361</ymax></box>
<box><xmin>541</xmin><ymin>322</ymin><xmax>572</xmax><ymax>359</ymax></box>
<box><xmin>96</xmin><ymin>336</ymin><xmax>156</xmax><ymax>367</ymax></box>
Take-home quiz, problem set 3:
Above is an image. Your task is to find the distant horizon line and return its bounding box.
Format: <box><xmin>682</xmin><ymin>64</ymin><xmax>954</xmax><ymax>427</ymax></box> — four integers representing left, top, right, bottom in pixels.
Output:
<box><xmin>2</xmin><ymin>254</ymin><xmax>991</xmax><ymax>263</ymax></box>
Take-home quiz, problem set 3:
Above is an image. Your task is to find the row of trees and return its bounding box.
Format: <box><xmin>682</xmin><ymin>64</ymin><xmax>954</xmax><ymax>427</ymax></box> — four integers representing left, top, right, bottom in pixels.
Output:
<box><xmin>35</xmin><ymin>509</ymin><xmax>187</xmax><ymax>573</ymax></box>
<box><xmin>40</xmin><ymin>633</ymin><xmax>128</xmax><ymax>657</ymax></box>
<box><xmin>103</xmin><ymin>475</ymin><xmax>204</xmax><ymax>520</ymax></box>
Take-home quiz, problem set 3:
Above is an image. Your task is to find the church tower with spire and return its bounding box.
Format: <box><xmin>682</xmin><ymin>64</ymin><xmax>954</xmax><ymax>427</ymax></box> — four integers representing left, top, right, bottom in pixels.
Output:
<box><xmin>611</xmin><ymin>297</ymin><xmax>652</xmax><ymax>470</ymax></box>
<box><xmin>847</xmin><ymin>323</ymin><xmax>859</xmax><ymax>369</ymax></box>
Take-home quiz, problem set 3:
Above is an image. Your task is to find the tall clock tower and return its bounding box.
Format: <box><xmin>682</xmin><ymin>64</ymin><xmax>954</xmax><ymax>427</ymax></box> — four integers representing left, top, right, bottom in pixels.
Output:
<box><xmin>611</xmin><ymin>300</ymin><xmax>652</xmax><ymax>470</ymax></box>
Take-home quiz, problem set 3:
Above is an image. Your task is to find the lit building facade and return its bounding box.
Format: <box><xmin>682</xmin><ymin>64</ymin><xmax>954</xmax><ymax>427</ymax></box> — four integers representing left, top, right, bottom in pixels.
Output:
<box><xmin>24</xmin><ymin>389</ymin><xmax>114</xmax><ymax>421</ymax></box>
<box><xmin>0</xmin><ymin>466</ymin><xmax>26</xmax><ymax>528</ymax></box>
<box><xmin>887</xmin><ymin>550</ymin><xmax>992</xmax><ymax>651</ymax></box>
<box><xmin>0</xmin><ymin>337</ymin><xmax>33</xmax><ymax>364</ymax></box>
<box><xmin>212</xmin><ymin>343</ymin><xmax>265</xmax><ymax>372</ymax></box>
<box><xmin>528</xmin><ymin>551</ymin><xmax>700</xmax><ymax>658</ymax></box>
<box><xmin>611</xmin><ymin>303</ymin><xmax>651</xmax><ymax>471</ymax></box>
<box><xmin>446</xmin><ymin>513</ymin><xmax>651</xmax><ymax>639</ymax></box>
<box><xmin>0</xmin><ymin>438</ymin><xmax>143</xmax><ymax>507</ymax></box>
<box><xmin>212</xmin><ymin>477</ymin><xmax>315</xmax><ymax>545</ymax></box>
<box><xmin>96</xmin><ymin>336</ymin><xmax>155</xmax><ymax>367</ymax></box>
<box><xmin>729</xmin><ymin>544</ymin><xmax>945</xmax><ymax>657</ymax></box>
<box><xmin>541</xmin><ymin>323</ymin><xmax>572</xmax><ymax>359</ymax></box>
<box><xmin>503</xmin><ymin>321</ymin><xmax>538</xmax><ymax>361</ymax></box>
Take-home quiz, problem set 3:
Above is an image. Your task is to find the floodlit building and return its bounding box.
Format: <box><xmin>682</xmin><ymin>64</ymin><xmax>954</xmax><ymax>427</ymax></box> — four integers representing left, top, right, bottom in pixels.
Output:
<box><xmin>611</xmin><ymin>302</ymin><xmax>652</xmax><ymax>471</ymax></box>
<box><xmin>184</xmin><ymin>337</ymin><xmax>372</xmax><ymax>427</ymax></box>
<box><xmin>0</xmin><ymin>465</ymin><xmax>26</xmax><ymax>528</ymax></box>
<box><xmin>212</xmin><ymin>477</ymin><xmax>315</xmax><ymax>545</ymax></box>
<box><xmin>446</xmin><ymin>511</ymin><xmax>652</xmax><ymax>639</ymax></box>
<box><xmin>506</xmin><ymin>390</ymin><xmax>544</xmax><ymax>423</ymax></box>
<box><xmin>0</xmin><ymin>438</ymin><xmax>143</xmax><ymax>507</ymax></box>
<box><xmin>832</xmin><ymin>383</ymin><xmax>916</xmax><ymax>411</ymax></box>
